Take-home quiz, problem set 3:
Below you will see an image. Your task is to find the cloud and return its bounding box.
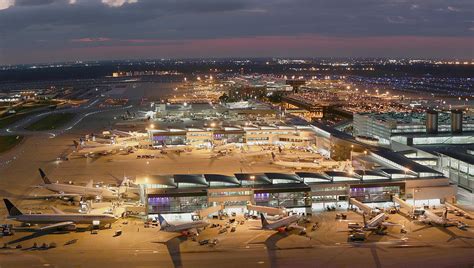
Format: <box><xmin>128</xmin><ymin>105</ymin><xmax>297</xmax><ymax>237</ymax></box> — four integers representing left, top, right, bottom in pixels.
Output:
<box><xmin>0</xmin><ymin>0</ymin><xmax>14</xmax><ymax>10</ymax></box>
<box><xmin>101</xmin><ymin>0</ymin><xmax>137</xmax><ymax>7</ymax></box>
<box><xmin>0</xmin><ymin>0</ymin><xmax>473</xmax><ymax>64</ymax></box>
<box><xmin>447</xmin><ymin>6</ymin><xmax>461</xmax><ymax>12</ymax></box>
<box><xmin>71</xmin><ymin>37</ymin><xmax>111</xmax><ymax>42</ymax></box>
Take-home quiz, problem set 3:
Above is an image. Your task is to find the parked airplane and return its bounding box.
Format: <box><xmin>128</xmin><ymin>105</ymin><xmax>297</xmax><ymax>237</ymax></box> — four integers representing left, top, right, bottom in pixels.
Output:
<box><xmin>157</xmin><ymin>214</ymin><xmax>209</xmax><ymax>237</ymax></box>
<box><xmin>392</xmin><ymin>196</ymin><xmax>466</xmax><ymax>229</ymax></box>
<box><xmin>108</xmin><ymin>173</ymin><xmax>139</xmax><ymax>199</ymax></box>
<box><xmin>72</xmin><ymin>140</ymin><xmax>135</xmax><ymax>158</ymax></box>
<box><xmin>260</xmin><ymin>213</ymin><xmax>305</xmax><ymax>233</ymax></box>
<box><xmin>37</xmin><ymin>168</ymin><xmax>119</xmax><ymax>201</ymax></box>
<box><xmin>347</xmin><ymin>213</ymin><xmax>400</xmax><ymax>233</ymax></box>
<box><xmin>3</xmin><ymin>199</ymin><xmax>117</xmax><ymax>231</ymax></box>
<box><xmin>419</xmin><ymin>209</ymin><xmax>455</xmax><ymax>227</ymax></box>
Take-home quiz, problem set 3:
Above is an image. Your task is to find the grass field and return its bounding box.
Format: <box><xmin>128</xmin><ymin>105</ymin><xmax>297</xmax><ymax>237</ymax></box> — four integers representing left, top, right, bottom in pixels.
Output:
<box><xmin>25</xmin><ymin>113</ymin><xmax>76</xmax><ymax>131</ymax></box>
<box><xmin>0</xmin><ymin>112</ymin><xmax>38</xmax><ymax>129</ymax></box>
<box><xmin>0</xmin><ymin>101</ymin><xmax>61</xmax><ymax>129</ymax></box>
<box><xmin>0</xmin><ymin>135</ymin><xmax>23</xmax><ymax>153</ymax></box>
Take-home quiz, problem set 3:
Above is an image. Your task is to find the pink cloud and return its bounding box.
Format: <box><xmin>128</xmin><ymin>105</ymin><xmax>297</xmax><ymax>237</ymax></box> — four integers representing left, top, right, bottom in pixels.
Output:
<box><xmin>59</xmin><ymin>34</ymin><xmax>474</xmax><ymax>60</ymax></box>
<box><xmin>71</xmin><ymin>37</ymin><xmax>111</xmax><ymax>43</ymax></box>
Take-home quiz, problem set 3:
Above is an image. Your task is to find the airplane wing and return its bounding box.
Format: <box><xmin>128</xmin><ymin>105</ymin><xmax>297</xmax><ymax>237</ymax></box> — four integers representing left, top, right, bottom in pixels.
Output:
<box><xmin>39</xmin><ymin>221</ymin><xmax>75</xmax><ymax>231</ymax></box>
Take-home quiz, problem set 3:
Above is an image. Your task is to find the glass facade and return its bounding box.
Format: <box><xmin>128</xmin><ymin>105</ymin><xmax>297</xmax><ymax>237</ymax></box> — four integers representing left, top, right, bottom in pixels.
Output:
<box><xmin>152</xmin><ymin>134</ymin><xmax>186</xmax><ymax>146</ymax></box>
<box><xmin>254</xmin><ymin>191</ymin><xmax>310</xmax><ymax>208</ymax></box>
<box><xmin>147</xmin><ymin>196</ymin><xmax>208</xmax><ymax>214</ymax></box>
<box><xmin>350</xmin><ymin>185</ymin><xmax>401</xmax><ymax>202</ymax></box>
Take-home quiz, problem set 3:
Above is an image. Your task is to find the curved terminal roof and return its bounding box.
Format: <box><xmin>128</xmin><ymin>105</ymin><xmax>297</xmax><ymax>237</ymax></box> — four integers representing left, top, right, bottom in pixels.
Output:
<box><xmin>296</xmin><ymin>172</ymin><xmax>332</xmax><ymax>181</ymax></box>
<box><xmin>372</xmin><ymin>149</ymin><xmax>443</xmax><ymax>176</ymax></box>
<box><xmin>354</xmin><ymin>170</ymin><xmax>389</xmax><ymax>178</ymax></box>
<box><xmin>354</xmin><ymin>170</ymin><xmax>390</xmax><ymax>181</ymax></box>
<box><xmin>379</xmin><ymin>168</ymin><xmax>416</xmax><ymax>176</ymax></box>
<box><xmin>173</xmin><ymin>174</ymin><xmax>208</xmax><ymax>186</ymax></box>
<box><xmin>325</xmin><ymin>171</ymin><xmax>361</xmax><ymax>181</ymax></box>
<box><xmin>234</xmin><ymin>173</ymin><xmax>272</xmax><ymax>184</ymax></box>
<box><xmin>135</xmin><ymin>175</ymin><xmax>176</xmax><ymax>187</ymax></box>
<box><xmin>204</xmin><ymin>174</ymin><xmax>240</xmax><ymax>185</ymax></box>
<box><xmin>265</xmin><ymin>173</ymin><xmax>302</xmax><ymax>183</ymax></box>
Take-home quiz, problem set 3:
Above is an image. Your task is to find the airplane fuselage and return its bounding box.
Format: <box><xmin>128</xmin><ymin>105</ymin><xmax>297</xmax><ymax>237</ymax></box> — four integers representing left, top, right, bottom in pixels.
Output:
<box><xmin>44</xmin><ymin>183</ymin><xmax>117</xmax><ymax>199</ymax></box>
<box><xmin>8</xmin><ymin>214</ymin><xmax>117</xmax><ymax>225</ymax></box>
<box><xmin>162</xmin><ymin>221</ymin><xmax>209</xmax><ymax>232</ymax></box>
<box><xmin>421</xmin><ymin>210</ymin><xmax>450</xmax><ymax>226</ymax></box>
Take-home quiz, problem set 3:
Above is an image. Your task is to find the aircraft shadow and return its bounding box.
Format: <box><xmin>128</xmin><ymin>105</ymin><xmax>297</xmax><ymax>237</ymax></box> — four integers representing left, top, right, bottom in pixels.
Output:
<box><xmin>350</xmin><ymin>238</ymin><xmax>387</xmax><ymax>268</ymax></box>
<box><xmin>7</xmin><ymin>229</ymin><xmax>69</xmax><ymax>245</ymax></box>
<box><xmin>0</xmin><ymin>189</ymin><xmax>24</xmax><ymax>198</ymax></box>
<box><xmin>154</xmin><ymin>235</ymin><xmax>188</xmax><ymax>268</ymax></box>
<box><xmin>249</xmin><ymin>232</ymin><xmax>289</xmax><ymax>268</ymax></box>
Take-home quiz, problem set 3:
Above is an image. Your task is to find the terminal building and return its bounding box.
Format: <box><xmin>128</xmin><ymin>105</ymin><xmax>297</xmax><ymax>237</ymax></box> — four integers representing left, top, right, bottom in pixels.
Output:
<box><xmin>137</xmin><ymin>122</ymin><xmax>457</xmax><ymax>217</ymax></box>
<box><xmin>354</xmin><ymin>110</ymin><xmax>473</xmax><ymax>199</ymax></box>
<box><xmin>147</xmin><ymin>125</ymin><xmax>316</xmax><ymax>148</ymax></box>
<box><xmin>353</xmin><ymin>111</ymin><xmax>474</xmax><ymax>145</ymax></box>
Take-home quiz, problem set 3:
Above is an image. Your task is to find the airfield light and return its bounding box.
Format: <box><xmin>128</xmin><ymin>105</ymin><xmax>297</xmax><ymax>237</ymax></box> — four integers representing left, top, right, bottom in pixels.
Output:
<box><xmin>210</xmin><ymin>122</ymin><xmax>216</xmax><ymax>128</ymax></box>
<box><xmin>149</xmin><ymin>124</ymin><xmax>155</xmax><ymax>129</ymax></box>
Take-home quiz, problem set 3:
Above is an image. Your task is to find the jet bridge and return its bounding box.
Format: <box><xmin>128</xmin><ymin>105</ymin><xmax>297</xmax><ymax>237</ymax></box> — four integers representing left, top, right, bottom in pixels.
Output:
<box><xmin>392</xmin><ymin>195</ymin><xmax>413</xmax><ymax>212</ymax></box>
<box><xmin>247</xmin><ymin>203</ymin><xmax>287</xmax><ymax>216</ymax></box>
<box><xmin>349</xmin><ymin>198</ymin><xmax>373</xmax><ymax>215</ymax></box>
<box><xmin>445</xmin><ymin>201</ymin><xmax>473</xmax><ymax>219</ymax></box>
<box><xmin>195</xmin><ymin>205</ymin><xmax>224</xmax><ymax>219</ymax></box>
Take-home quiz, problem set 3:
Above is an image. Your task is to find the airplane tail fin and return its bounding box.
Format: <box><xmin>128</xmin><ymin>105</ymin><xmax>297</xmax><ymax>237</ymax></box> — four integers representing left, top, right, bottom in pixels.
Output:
<box><xmin>38</xmin><ymin>168</ymin><xmax>51</xmax><ymax>184</ymax></box>
<box><xmin>3</xmin><ymin>199</ymin><xmax>23</xmax><ymax>216</ymax></box>
<box><xmin>260</xmin><ymin>213</ymin><xmax>269</xmax><ymax>228</ymax></box>
<box><xmin>362</xmin><ymin>213</ymin><xmax>367</xmax><ymax>227</ymax></box>
<box><xmin>73</xmin><ymin>140</ymin><xmax>80</xmax><ymax>149</ymax></box>
<box><xmin>157</xmin><ymin>214</ymin><xmax>169</xmax><ymax>227</ymax></box>
<box><xmin>443</xmin><ymin>208</ymin><xmax>448</xmax><ymax>220</ymax></box>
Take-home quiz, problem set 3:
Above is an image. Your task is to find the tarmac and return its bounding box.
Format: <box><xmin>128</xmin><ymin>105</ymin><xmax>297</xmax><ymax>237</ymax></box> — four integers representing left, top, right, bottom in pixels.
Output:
<box><xmin>0</xmin><ymin>84</ymin><xmax>473</xmax><ymax>268</ymax></box>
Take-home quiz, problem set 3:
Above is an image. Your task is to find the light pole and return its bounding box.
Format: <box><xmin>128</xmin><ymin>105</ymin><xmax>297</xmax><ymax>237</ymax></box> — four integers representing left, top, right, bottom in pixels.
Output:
<box><xmin>413</xmin><ymin>188</ymin><xmax>421</xmax><ymax>208</ymax></box>
<box><xmin>350</xmin><ymin>144</ymin><xmax>354</xmax><ymax>163</ymax></box>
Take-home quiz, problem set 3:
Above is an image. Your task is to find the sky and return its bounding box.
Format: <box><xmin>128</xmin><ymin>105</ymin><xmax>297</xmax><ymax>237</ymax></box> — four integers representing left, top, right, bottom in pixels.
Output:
<box><xmin>0</xmin><ymin>0</ymin><xmax>473</xmax><ymax>64</ymax></box>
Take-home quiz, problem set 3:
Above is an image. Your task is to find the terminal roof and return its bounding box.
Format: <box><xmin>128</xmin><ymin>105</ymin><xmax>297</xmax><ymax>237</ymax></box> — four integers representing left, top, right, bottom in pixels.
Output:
<box><xmin>264</xmin><ymin>173</ymin><xmax>302</xmax><ymax>182</ymax></box>
<box><xmin>204</xmin><ymin>174</ymin><xmax>240</xmax><ymax>185</ymax></box>
<box><xmin>296</xmin><ymin>172</ymin><xmax>332</xmax><ymax>181</ymax></box>
<box><xmin>173</xmin><ymin>174</ymin><xmax>208</xmax><ymax>186</ymax></box>
<box><xmin>234</xmin><ymin>173</ymin><xmax>272</xmax><ymax>184</ymax></box>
